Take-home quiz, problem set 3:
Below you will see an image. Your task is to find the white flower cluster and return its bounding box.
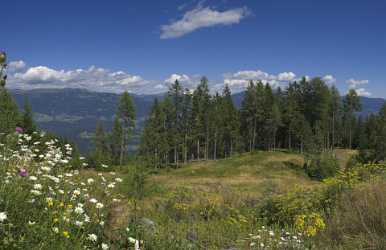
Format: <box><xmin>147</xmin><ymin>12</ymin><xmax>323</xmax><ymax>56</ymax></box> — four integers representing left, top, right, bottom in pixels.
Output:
<box><xmin>0</xmin><ymin>131</ymin><xmax>123</xmax><ymax>249</ymax></box>
<box><xmin>246</xmin><ymin>226</ymin><xmax>305</xmax><ymax>249</ymax></box>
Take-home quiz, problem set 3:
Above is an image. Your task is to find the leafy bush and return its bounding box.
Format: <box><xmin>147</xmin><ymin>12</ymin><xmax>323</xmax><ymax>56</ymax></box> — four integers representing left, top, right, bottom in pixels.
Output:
<box><xmin>305</xmin><ymin>152</ymin><xmax>339</xmax><ymax>180</ymax></box>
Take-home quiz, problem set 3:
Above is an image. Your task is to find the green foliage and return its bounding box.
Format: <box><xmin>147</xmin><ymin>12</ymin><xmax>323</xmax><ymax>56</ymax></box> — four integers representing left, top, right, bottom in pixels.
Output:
<box><xmin>305</xmin><ymin>152</ymin><xmax>340</xmax><ymax>180</ymax></box>
<box><xmin>258</xmin><ymin>162</ymin><xmax>386</xmax><ymax>230</ymax></box>
<box><xmin>121</xmin><ymin>165</ymin><xmax>147</xmax><ymax>200</ymax></box>
<box><xmin>116</xmin><ymin>91</ymin><xmax>136</xmax><ymax>165</ymax></box>
<box><xmin>21</xmin><ymin>97</ymin><xmax>36</xmax><ymax>134</ymax></box>
<box><xmin>0</xmin><ymin>89</ymin><xmax>20</xmax><ymax>135</ymax></box>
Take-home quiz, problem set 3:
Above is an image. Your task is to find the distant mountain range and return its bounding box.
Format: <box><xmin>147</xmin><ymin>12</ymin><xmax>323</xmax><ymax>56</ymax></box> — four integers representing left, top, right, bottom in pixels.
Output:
<box><xmin>10</xmin><ymin>88</ymin><xmax>385</xmax><ymax>153</ymax></box>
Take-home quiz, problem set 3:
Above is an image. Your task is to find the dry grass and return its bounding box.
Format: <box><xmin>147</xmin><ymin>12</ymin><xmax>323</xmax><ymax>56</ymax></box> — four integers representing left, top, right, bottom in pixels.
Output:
<box><xmin>318</xmin><ymin>180</ymin><xmax>386</xmax><ymax>249</ymax></box>
<box><xmin>334</xmin><ymin>148</ymin><xmax>358</xmax><ymax>168</ymax></box>
<box><xmin>146</xmin><ymin>151</ymin><xmax>315</xmax><ymax>204</ymax></box>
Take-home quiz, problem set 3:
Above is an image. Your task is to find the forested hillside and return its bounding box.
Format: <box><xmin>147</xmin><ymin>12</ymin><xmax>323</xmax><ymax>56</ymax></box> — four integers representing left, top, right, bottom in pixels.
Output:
<box><xmin>9</xmin><ymin>88</ymin><xmax>384</xmax><ymax>153</ymax></box>
<box><xmin>138</xmin><ymin>77</ymin><xmax>386</xmax><ymax>168</ymax></box>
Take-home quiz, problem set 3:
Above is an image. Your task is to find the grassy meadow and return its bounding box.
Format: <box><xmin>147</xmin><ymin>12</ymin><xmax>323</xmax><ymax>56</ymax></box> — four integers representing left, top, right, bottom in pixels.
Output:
<box><xmin>1</xmin><ymin>133</ymin><xmax>385</xmax><ymax>250</ymax></box>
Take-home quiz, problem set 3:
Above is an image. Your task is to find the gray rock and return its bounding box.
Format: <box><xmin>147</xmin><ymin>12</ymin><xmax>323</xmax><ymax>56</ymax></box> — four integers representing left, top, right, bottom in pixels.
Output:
<box><xmin>139</xmin><ymin>218</ymin><xmax>156</xmax><ymax>234</ymax></box>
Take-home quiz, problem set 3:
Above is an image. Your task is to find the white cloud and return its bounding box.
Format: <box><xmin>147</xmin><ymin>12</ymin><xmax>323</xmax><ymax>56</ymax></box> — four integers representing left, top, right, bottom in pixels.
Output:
<box><xmin>223</xmin><ymin>69</ymin><xmax>298</xmax><ymax>92</ymax></box>
<box><xmin>322</xmin><ymin>75</ymin><xmax>336</xmax><ymax>84</ymax></box>
<box><xmin>8</xmin><ymin>64</ymin><xmax>160</xmax><ymax>94</ymax></box>
<box><xmin>355</xmin><ymin>88</ymin><xmax>371</xmax><ymax>97</ymax></box>
<box><xmin>8</xmin><ymin>60</ymin><xmax>26</xmax><ymax>72</ymax></box>
<box><xmin>345</xmin><ymin>78</ymin><xmax>371</xmax><ymax>97</ymax></box>
<box><xmin>163</xmin><ymin>73</ymin><xmax>202</xmax><ymax>91</ymax></box>
<box><xmin>164</xmin><ymin>73</ymin><xmax>191</xmax><ymax>84</ymax></box>
<box><xmin>161</xmin><ymin>6</ymin><xmax>250</xmax><ymax>39</ymax></box>
<box><xmin>278</xmin><ymin>72</ymin><xmax>296</xmax><ymax>81</ymax></box>
<box><xmin>346</xmin><ymin>78</ymin><xmax>369</xmax><ymax>89</ymax></box>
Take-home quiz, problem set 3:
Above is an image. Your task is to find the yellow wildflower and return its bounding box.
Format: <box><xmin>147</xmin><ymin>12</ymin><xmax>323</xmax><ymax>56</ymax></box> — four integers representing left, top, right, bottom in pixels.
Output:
<box><xmin>63</xmin><ymin>231</ymin><xmax>70</xmax><ymax>238</ymax></box>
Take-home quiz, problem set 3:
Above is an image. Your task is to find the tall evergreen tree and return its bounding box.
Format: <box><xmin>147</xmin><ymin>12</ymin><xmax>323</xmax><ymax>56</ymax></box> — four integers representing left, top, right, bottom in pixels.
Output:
<box><xmin>110</xmin><ymin>116</ymin><xmax>123</xmax><ymax>165</ymax></box>
<box><xmin>329</xmin><ymin>86</ymin><xmax>342</xmax><ymax>148</ymax></box>
<box><xmin>191</xmin><ymin>77</ymin><xmax>210</xmax><ymax>160</ymax></box>
<box><xmin>240</xmin><ymin>81</ymin><xmax>257</xmax><ymax>152</ymax></box>
<box><xmin>116</xmin><ymin>91</ymin><xmax>136</xmax><ymax>165</ymax></box>
<box><xmin>343</xmin><ymin>89</ymin><xmax>361</xmax><ymax>149</ymax></box>
<box><xmin>0</xmin><ymin>52</ymin><xmax>20</xmax><ymax>135</ymax></box>
<box><xmin>22</xmin><ymin>97</ymin><xmax>36</xmax><ymax>134</ymax></box>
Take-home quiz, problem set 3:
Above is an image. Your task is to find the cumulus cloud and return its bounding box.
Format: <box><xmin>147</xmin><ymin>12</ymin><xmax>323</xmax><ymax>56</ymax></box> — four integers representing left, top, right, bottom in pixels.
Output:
<box><xmin>277</xmin><ymin>72</ymin><xmax>297</xmax><ymax>81</ymax></box>
<box><xmin>163</xmin><ymin>73</ymin><xmax>203</xmax><ymax>91</ymax></box>
<box><xmin>322</xmin><ymin>75</ymin><xmax>336</xmax><ymax>84</ymax></box>
<box><xmin>346</xmin><ymin>78</ymin><xmax>369</xmax><ymax>89</ymax></box>
<box><xmin>8</xmin><ymin>64</ymin><xmax>161</xmax><ymax>94</ymax></box>
<box><xmin>222</xmin><ymin>69</ymin><xmax>298</xmax><ymax>92</ymax></box>
<box><xmin>355</xmin><ymin>88</ymin><xmax>371</xmax><ymax>97</ymax></box>
<box><xmin>8</xmin><ymin>60</ymin><xmax>26</xmax><ymax>72</ymax></box>
<box><xmin>345</xmin><ymin>78</ymin><xmax>371</xmax><ymax>97</ymax></box>
<box><xmin>7</xmin><ymin>60</ymin><xmax>354</xmax><ymax>96</ymax></box>
<box><xmin>161</xmin><ymin>5</ymin><xmax>250</xmax><ymax>39</ymax></box>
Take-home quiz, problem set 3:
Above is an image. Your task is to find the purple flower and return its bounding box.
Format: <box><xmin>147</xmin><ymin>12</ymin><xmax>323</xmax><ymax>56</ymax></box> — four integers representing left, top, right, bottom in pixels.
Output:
<box><xmin>18</xmin><ymin>168</ymin><xmax>28</xmax><ymax>177</ymax></box>
<box><xmin>15</xmin><ymin>127</ymin><xmax>24</xmax><ymax>134</ymax></box>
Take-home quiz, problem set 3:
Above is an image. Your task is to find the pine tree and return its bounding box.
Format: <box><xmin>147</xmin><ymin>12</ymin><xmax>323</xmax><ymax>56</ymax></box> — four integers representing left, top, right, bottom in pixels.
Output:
<box><xmin>191</xmin><ymin>77</ymin><xmax>210</xmax><ymax>160</ymax></box>
<box><xmin>209</xmin><ymin>92</ymin><xmax>222</xmax><ymax>160</ymax></box>
<box><xmin>373</xmin><ymin>104</ymin><xmax>386</xmax><ymax>161</ymax></box>
<box><xmin>343</xmin><ymin>89</ymin><xmax>361</xmax><ymax>149</ymax></box>
<box><xmin>220</xmin><ymin>85</ymin><xmax>239</xmax><ymax>156</ymax></box>
<box><xmin>329</xmin><ymin>85</ymin><xmax>342</xmax><ymax>148</ymax></box>
<box><xmin>0</xmin><ymin>51</ymin><xmax>20</xmax><ymax>135</ymax></box>
<box><xmin>240</xmin><ymin>81</ymin><xmax>257</xmax><ymax>152</ymax></box>
<box><xmin>0</xmin><ymin>90</ymin><xmax>20</xmax><ymax>135</ymax></box>
<box><xmin>22</xmin><ymin>97</ymin><xmax>36</xmax><ymax>134</ymax></box>
<box><xmin>91</xmin><ymin>121</ymin><xmax>111</xmax><ymax>167</ymax></box>
<box><xmin>181</xmin><ymin>89</ymin><xmax>192</xmax><ymax>163</ymax></box>
<box><xmin>168</xmin><ymin>80</ymin><xmax>184</xmax><ymax>166</ymax></box>
<box><xmin>116</xmin><ymin>91</ymin><xmax>136</xmax><ymax>165</ymax></box>
<box><xmin>110</xmin><ymin>116</ymin><xmax>123</xmax><ymax>165</ymax></box>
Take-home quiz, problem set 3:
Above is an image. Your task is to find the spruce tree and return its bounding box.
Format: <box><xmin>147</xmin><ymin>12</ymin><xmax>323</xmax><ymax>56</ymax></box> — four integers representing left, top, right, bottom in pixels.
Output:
<box><xmin>116</xmin><ymin>91</ymin><xmax>136</xmax><ymax>165</ymax></box>
<box><xmin>22</xmin><ymin>97</ymin><xmax>36</xmax><ymax>134</ymax></box>
<box><xmin>343</xmin><ymin>89</ymin><xmax>361</xmax><ymax>149</ymax></box>
<box><xmin>191</xmin><ymin>77</ymin><xmax>210</xmax><ymax>160</ymax></box>
<box><xmin>110</xmin><ymin>116</ymin><xmax>123</xmax><ymax>165</ymax></box>
<box><xmin>329</xmin><ymin>86</ymin><xmax>342</xmax><ymax>148</ymax></box>
<box><xmin>0</xmin><ymin>52</ymin><xmax>20</xmax><ymax>135</ymax></box>
<box><xmin>240</xmin><ymin>81</ymin><xmax>257</xmax><ymax>152</ymax></box>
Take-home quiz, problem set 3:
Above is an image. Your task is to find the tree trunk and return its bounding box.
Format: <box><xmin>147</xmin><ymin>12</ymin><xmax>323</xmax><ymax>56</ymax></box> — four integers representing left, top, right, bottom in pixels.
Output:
<box><xmin>184</xmin><ymin>133</ymin><xmax>188</xmax><ymax>163</ymax></box>
<box><xmin>332</xmin><ymin>112</ymin><xmax>335</xmax><ymax>149</ymax></box>
<box><xmin>230</xmin><ymin>139</ymin><xmax>233</xmax><ymax>156</ymax></box>
<box><xmin>174</xmin><ymin>146</ymin><xmax>178</xmax><ymax>167</ymax></box>
<box><xmin>119</xmin><ymin>127</ymin><xmax>125</xmax><ymax>166</ymax></box>
<box><xmin>252</xmin><ymin>118</ymin><xmax>257</xmax><ymax>150</ymax></box>
<box><xmin>213</xmin><ymin>135</ymin><xmax>217</xmax><ymax>160</ymax></box>
<box><xmin>197</xmin><ymin>139</ymin><xmax>200</xmax><ymax>160</ymax></box>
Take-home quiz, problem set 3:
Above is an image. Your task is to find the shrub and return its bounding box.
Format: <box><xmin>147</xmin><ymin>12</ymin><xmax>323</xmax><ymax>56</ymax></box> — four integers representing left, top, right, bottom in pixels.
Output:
<box><xmin>305</xmin><ymin>152</ymin><xmax>339</xmax><ymax>180</ymax></box>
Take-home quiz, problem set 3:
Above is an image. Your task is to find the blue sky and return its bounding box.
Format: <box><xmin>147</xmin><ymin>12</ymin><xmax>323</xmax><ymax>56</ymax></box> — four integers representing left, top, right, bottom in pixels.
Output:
<box><xmin>2</xmin><ymin>0</ymin><xmax>385</xmax><ymax>96</ymax></box>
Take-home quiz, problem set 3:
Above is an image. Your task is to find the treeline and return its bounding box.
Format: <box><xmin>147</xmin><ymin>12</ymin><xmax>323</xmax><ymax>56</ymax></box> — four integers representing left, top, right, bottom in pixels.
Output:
<box><xmin>139</xmin><ymin>76</ymin><xmax>365</xmax><ymax>168</ymax></box>
<box><xmin>355</xmin><ymin>104</ymin><xmax>386</xmax><ymax>163</ymax></box>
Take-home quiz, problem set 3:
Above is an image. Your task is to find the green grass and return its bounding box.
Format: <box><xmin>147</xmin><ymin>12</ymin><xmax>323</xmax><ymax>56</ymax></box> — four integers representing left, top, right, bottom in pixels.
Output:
<box><xmin>97</xmin><ymin>149</ymin><xmax>363</xmax><ymax>249</ymax></box>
